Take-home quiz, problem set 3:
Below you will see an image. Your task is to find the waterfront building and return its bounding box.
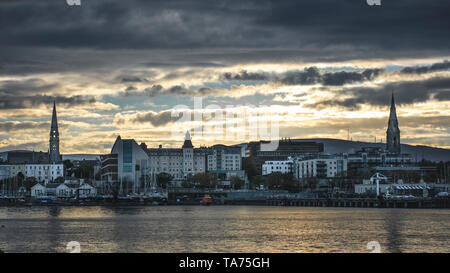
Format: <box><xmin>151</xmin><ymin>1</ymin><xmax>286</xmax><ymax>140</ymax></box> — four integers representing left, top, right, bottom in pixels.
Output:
<box><xmin>293</xmin><ymin>154</ymin><xmax>348</xmax><ymax>179</ymax></box>
<box><xmin>0</xmin><ymin>164</ymin><xmax>26</xmax><ymax>180</ymax></box>
<box><xmin>207</xmin><ymin>144</ymin><xmax>244</xmax><ymax>181</ymax></box>
<box><xmin>0</xmin><ymin>165</ymin><xmax>11</xmax><ymax>180</ymax></box>
<box><xmin>246</xmin><ymin>139</ymin><xmax>324</xmax><ymax>175</ymax></box>
<box><xmin>429</xmin><ymin>183</ymin><xmax>450</xmax><ymax>194</ymax></box>
<box><xmin>56</xmin><ymin>183</ymin><xmax>78</xmax><ymax>198</ymax></box>
<box><xmin>373</xmin><ymin>165</ymin><xmax>438</xmax><ymax>182</ymax></box>
<box><xmin>10</xmin><ymin>164</ymin><xmax>25</xmax><ymax>178</ymax></box>
<box><xmin>145</xmin><ymin>132</ymin><xmax>244</xmax><ymax>183</ymax></box>
<box><xmin>45</xmin><ymin>183</ymin><xmax>60</xmax><ymax>196</ymax></box>
<box><xmin>262</xmin><ymin>159</ymin><xmax>293</xmax><ymax>175</ymax></box>
<box><xmin>100</xmin><ymin>153</ymin><xmax>118</xmax><ymax>184</ymax></box>
<box><xmin>106</xmin><ymin>136</ymin><xmax>149</xmax><ymax>191</ymax></box>
<box><xmin>101</xmin><ymin>131</ymin><xmax>245</xmax><ymax>188</ymax></box>
<box><xmin>355</xmin><ymin>180</ymin><xmax>431</xmax><ymax>196</ymax></box>
<box><xmin>345</xmin><ymin>147</ymin><xmax>412</xmax><ymax>172</ymax></box>
<box><xmin>24</xmin><ymin>163</ymin><xmax>64</xmax><ymax>184</ymax></box>
<box><xmin>78</xmin><ymin>183</ymin><xmax>97</xmax><ymax>198</ymax></box>
<box><xmin>144</xmin><ymin>131</ymin><xmax>208</xmax><ymax>181</ymax></box>
<box><xmin>31</xmin><ymin>182</ymin><xmax>97</xmax><ymax>198</ymax></box>
<box><xmin>31</xmin><ymin>183</ymin><xmax>46</xmax><ymax>197</ymax></box>
<box><xmin>0</xmin><ymin>150</ymin><xmax>50</xmax><ymax>164</ymax></box>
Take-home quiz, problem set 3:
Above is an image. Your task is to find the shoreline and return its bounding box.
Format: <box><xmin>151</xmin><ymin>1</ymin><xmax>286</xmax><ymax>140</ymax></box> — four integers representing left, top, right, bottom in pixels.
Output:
<box><xmin>0</xmin><ymin>197</ymin><xmax>449</xmax><ymax>209</ymax></box>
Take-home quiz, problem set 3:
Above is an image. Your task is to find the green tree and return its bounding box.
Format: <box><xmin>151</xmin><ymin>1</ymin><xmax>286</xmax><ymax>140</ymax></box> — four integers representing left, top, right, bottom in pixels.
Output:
<box><xmin>63</xmin><ymin>160</ymin><xmax>74</xmax><ymax>176</ymax></box>
<box><xmin>266</xmin><ymin>172</ymin><xmax>297</xmax><ymax>192</ymax></box>
<box><xmin>23</xmin><ymin>177</ymin><xmax>37</xmax><ymax>191</ymax></box>
<box><xmin>54</xmin><ymin>176</ymin><xmax>65</xmax><ymax>184</ymax></box>
<box><xmin>242</xmin><ymin>157</ymin><xmax>258</xmax><ymax>180</ymax></box>
<box><xmin>156</xmin><ymin>172</ymin><xmax>173</xmax><ymax>189</ymax></box>
<box><xmin>304</xmin><ymin>177</ymin><xmax>318</xmax><ymax>191</ymax></box>
<box><xmin>74</xmin><ymin>161</ymin><xmax>94</xmax><ymax>179</ymax></box>
<box><xmin>193</xmin><ymin>173</ymin><xmax>218</xmax><ymax>189</ymax></box>
<box><xmin>110</xmin><ymin>181</ymin><xmax>120</xmax><ymax>200</ymax></box>
<box><xmin>249</xmin><ymin>175</ymin><xmax>266</xmax><ymax>189</ymax></box>
<box><xmin>95</xmin><ymin>171</ymin><xmax>101</xmax><ymax>180</ymax></box>
<box><xmin>181</xmin><ymin>179</ymin><xmax>194</xmax><ymax>188</ymax></box>
<box><xmin>16</xmin><ymin>172</ymin><xmax>25</xmax><ymax>189</ymax></box>
<box><xmin>230</xmin><ymin>176</ymin><xmax>245</xmax><ymax>190</ymax></box>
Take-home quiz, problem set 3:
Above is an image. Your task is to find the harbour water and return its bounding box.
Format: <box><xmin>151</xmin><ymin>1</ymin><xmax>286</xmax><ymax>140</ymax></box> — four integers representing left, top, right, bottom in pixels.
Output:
<box><xmin>0</xmin><ymin>206</ymin><xmax>448</xmax><ymax>253</ymax></box>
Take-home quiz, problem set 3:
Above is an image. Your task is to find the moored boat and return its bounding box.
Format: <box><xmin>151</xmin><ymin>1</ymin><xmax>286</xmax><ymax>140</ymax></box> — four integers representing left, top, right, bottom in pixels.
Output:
<box><xmin>201</xmin><ymin>194</ymin><xmax>213</xmax><ymax>205</ymax></box>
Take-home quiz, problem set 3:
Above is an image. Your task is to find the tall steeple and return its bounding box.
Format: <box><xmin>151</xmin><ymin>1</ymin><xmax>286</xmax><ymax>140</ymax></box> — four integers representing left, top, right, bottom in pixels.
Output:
<box><xmin>386</xmin><ymin>92</ymin><xmax>401</xmax><ymax>153</ymax></box>
<box><xmin>49</xmin><ymin>101</ymin><xmax>60</xmax><ymax>163</ymax></box>
<box><xmin>182</xmin><ymin>130</ymin><xmax>193</xmax><ymax>148</ymax></box>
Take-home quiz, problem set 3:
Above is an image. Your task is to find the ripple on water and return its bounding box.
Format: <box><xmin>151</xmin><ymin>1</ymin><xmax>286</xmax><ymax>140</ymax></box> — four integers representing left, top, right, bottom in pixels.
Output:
<box><xmin>0</xmin><ymin>206</ymin><xmax>448</xmax><ymax>253</ymax></box>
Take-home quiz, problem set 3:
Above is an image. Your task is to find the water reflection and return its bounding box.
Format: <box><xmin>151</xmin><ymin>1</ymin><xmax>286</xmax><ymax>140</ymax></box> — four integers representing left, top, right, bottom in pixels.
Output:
<box><xmin>46</xmin><ymin>207</ymin><xmax>62</xmax><ymax>252</ymax></box>
<box><xmin>384</xmin><ymin>210</ymin><xmax>404</xmax><ymax>253</ymax></box>
<box><xmin>0</xmin><ymin>206</ymin><xmax>448</xmax><ymax>253</ymax></box>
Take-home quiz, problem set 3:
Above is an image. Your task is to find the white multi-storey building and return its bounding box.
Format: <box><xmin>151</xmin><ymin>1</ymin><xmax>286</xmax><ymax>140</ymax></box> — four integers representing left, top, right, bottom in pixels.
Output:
<box><xmin>262</xmin><ymin>159</ymin><xmax>293</xmax><ymax>175</ymax></box>
<box><xmin>207</xmin><ymin>145</ymin><xmax>241</xmax><ymax>171</ymax></box>
<box><xmin>345</xmin><ymin>147</ymin><xmax>412</xmax><ymax>170</ymax></box>
<box><xmin>25</xmin><ymin>163</ymin><xmax>64</xmax><ymax>184</ymax></box>
<box><xmin>207</xmin><ymin>144</ymin><xmax>244</xmax><ymax>181</ymax></box>
<box><xmin>293</xmin><ymin>155</ymin><xmax>347</xmax><ymax>179</ymax></box>
<box><xmin>145</xmin><ymin>131</ymin><xmax>207</xmax><ymax>181</ymax></box>
<box><xmin>102</xmin><ymin>131</ymin><xmax>244</xmax><ymax>187</ymax></box>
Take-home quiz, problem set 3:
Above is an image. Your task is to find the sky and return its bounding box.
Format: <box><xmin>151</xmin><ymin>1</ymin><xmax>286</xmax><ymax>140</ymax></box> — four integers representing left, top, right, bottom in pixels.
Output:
<box><xmin>0</xmin><ymin>0</ymin><xmax>449</xmax><ymax>154</ymax></box>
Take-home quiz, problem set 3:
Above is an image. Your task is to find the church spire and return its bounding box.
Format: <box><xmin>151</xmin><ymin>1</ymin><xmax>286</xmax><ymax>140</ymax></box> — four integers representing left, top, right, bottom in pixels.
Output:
<box><xmin>49</xmin><ymin>100</ymin><xmax>60</xmax><ymax>163</ymax></box>
<box><xmin>386</xmin><ymin>92</ymin><xmax>401</xmax><ymax>153</ymax></box>
<box><xmin>389</xmin><ymin>92</ymin><xmax>398</xmax><ymax>123</ymax></box>
<box><xmin>51</xmin><ymin>100</ymin><xmax>58</xmax><ymax>129</ymax></box>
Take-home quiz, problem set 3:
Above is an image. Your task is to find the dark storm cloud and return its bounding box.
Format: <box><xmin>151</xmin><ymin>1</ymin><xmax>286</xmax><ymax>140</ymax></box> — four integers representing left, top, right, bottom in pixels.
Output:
<box><xmin>0</xmin><ymin>95</ymin><xmax>96</xmax><ymax>110</ymax></box>
<box><xmin>0</xmin><ymin>78</ymin><xmax>59</xmax><ymax>96</ymax></box>
<box><xmin>131</xmin><ymin>111</ymin><xmax>176</xmax><ymax>126</ymax></box>
<box><xmin>142</xmin><ymin>62</ymin><xmax>226</xmax><ymax>68</ymax></box>
<box><xmin>223</xmin><ymin>67</ymin><xmax>385</xmax><ymax>86</ymax></box>
<box><xmin>120</xmin><ymin>84</ymin><xmax>217</xmax><ymax>98</ymax></box>
<box><xmin>280</xmin><ymin>67</ymin><xmax>321</xmax><ymax>85</ymax></box>
<box><xmin>434</xmin><ymin>91</ymin><xmax>450</xmax><ymax>101</ymax></box>
<box><xmin>0</xmin><ymin>77</ymin><xmax>96</xmax><ymax>109</ymax></box>
<box><xmin>223</xmin><ymin>70</ymin><xmax>270</xmax><ymax>81</ymax></box>
<box><xmin>258</xmin><ymin>0</ymin><xmax>450</xmax><ymax>51</ymax></box>
<box><xmin>400</xmin><ymin>60</ymin><xmax>450</xmax><ymax>74</ymax></box>
<box><xmin>321</xmin><ymin>69</ymin><xmax>383</xmax><ymax>86</ymax></box>
<box><xmin>120</xmin><ymin>77</ymin><xmax>148</xmax><ymax>83</ymax></box>
<box><xmin>116</xmin><ymin>110</ymin><xmax>177</xmax><ymax>127</ymax></box>
<box><xmin>0</xmin><ymin>0</ymin><xmax>448</xmax><ymax>55</ymax></box>
<box><xmin>309</xmin><ymin>77</ymin><xmax>450</xmax><ymax>110</ymax></box>
<box><xmin>0</xmin><ymin>121</ymin><xmax>49</xmax><ymax>132</ymax></box>
<box><xmin>0</xmin><ymin>0</ymin><xmax>269</xmax><ymax>49</ymax></box>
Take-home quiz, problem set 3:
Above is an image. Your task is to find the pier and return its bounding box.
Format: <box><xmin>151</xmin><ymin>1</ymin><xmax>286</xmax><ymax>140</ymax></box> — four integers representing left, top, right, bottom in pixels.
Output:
<box><xmin>1</xmin><ymin>191</ymin><xmax>449</xmax><ymax>208</ymax></box>
<box><xmin>266</xmin><ymin>197</ymin><xmax>450</xmax><ymax>209</ymax></box>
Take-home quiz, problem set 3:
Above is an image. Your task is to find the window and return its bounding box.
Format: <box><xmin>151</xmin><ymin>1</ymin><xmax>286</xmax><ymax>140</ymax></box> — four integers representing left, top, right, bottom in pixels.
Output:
<box><xmin>123</xmin><ymin>140</ymin><xmax>133</xmax><ymax>173</ymax></box>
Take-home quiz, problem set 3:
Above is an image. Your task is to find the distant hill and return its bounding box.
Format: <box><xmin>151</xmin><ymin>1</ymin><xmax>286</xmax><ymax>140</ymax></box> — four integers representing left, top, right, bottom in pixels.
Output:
<box><xmin>290</xmin><ymin>138</ymin><xmax>450</xmax><ymax>162</ymax></box>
